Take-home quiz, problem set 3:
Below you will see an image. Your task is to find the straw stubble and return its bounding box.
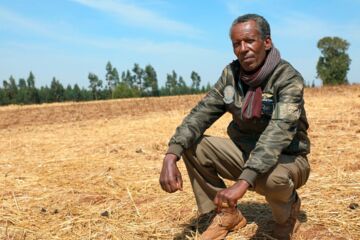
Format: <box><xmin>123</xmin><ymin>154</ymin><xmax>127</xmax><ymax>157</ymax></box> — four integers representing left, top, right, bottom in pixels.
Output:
<box><xmin>0</xmin><ymin>85</ymin><xmax>359</xmax><ymax>239</ymax></box>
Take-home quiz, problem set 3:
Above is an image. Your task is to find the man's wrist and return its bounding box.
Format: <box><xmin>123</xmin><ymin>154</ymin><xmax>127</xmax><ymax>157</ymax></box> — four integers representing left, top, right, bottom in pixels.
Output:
<box><xmin>239</xmin><ymin>168</ymin><xmax>258</xmax><ymax>187</ymax></box>
<box><xmin>164</xmin><ymin>153</ymin><xmax>179</xmax><ymax>164</ymax></box>
<box><xmin>237</xmin><ymin>179</ymin><xmax>250</xmax><ymax>188</ymax></box>
<box><xmin>166</xmin><ymin>144</ymin><xmax>184</xmax><ymax>158</ymax></box>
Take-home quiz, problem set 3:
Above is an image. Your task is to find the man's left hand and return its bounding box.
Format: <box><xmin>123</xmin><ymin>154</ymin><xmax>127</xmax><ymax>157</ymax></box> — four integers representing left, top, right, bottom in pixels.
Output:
<box><xmin>214</xmin><ymin>180</ymin><xmax>250</xmax><ymax>212</ymax></box>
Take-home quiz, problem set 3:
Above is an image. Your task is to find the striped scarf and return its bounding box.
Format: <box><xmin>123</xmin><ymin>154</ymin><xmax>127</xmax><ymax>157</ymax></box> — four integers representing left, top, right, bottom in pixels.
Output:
<box><xmin>241</xmin><ymin>47</ymin><xmax>281</xmax><ymax>120</ymax></box>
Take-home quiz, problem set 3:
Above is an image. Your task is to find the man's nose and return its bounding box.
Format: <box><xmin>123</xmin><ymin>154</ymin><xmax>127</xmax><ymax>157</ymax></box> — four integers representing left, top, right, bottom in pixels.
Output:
<box><xmin>240</xmin><ymin>42</ymin><xmax>248</xmax><ymax>53</ymax></box>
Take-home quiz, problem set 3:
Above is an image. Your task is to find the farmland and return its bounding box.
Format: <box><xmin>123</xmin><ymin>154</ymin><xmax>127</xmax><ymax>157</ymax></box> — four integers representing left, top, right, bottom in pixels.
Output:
<box><xmin>1</xmin><ymin>85</ymin><xmax>359</xmax><ymax>239</ymax></box>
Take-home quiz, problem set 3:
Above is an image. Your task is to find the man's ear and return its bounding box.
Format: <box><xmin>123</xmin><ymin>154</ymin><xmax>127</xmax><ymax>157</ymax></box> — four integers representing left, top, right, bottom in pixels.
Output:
<box><xmin>264</xmin><ymin>36</ymin><xmax>272</xmax><ymax>50</ymax></box>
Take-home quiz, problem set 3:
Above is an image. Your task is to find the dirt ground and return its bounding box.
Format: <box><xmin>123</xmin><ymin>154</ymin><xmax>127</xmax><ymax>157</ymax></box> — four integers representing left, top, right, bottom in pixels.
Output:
<box><xmin>1</xmin><ymin>85</ymin><xmax>359</xmax><ymax>240</ymax></box>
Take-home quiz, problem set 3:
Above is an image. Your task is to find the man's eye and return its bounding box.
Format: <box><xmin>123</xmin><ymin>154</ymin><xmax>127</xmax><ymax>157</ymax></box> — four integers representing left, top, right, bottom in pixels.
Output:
<box><xmin>233</xmin><ymin>42</ymin><xmax>240</xmax><ymax>48</ymax></box>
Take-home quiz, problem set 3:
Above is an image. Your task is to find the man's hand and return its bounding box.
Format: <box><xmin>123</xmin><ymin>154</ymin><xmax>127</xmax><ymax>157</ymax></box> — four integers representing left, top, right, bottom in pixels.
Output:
<box><xmin>159</xmin><ymin>153</ymin><xmax>183</xmax><ymax>193</ymax></box>
<box><xmin>214</xmin><ymin>180</ymin><xmax>250</xmax><ymax>212</ymax></box>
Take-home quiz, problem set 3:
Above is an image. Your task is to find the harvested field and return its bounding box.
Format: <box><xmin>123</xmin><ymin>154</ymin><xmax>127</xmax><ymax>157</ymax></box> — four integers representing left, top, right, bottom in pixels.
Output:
<box><xmin>1</xmin><ymin>85</ymin><xmax>359</xmax><ymax>240</ymax></box>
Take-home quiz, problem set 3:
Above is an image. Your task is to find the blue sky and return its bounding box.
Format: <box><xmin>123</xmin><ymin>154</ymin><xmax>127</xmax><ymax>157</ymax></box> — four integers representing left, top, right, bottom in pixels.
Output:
<box><xmin>0</xmin><ymin>0</ymin><xmax>359</xmax><ymax>88</ymax></box>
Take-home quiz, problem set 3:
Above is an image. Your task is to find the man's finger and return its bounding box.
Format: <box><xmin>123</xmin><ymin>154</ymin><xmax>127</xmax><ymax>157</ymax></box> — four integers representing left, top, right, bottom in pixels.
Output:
<box><xmin>213</xmin><ymin>195</ymin><xmax>220</xmax><ymax>212</ymax></box>
<box><xmin>217</xmin><ymin>195</ymin><xmax>226</xmax><ymax>212</ymax></box>
<box><xmin>159</xmin><ymin>179</ymin><xmax>167</xmax><ymax>191</ymax></box>
<box><xmin>164</xmin><ymin>177</ymin><xmax>175</xmax><ymax>192</ymax></box>
<box><xmin>163</xmin><ymin>181</ymin><xmax>170</xmax><ymax>192</ymax></box>
<box><xmin>214</xmin><ymin>194</ymin><xmax>221</xmax><ymax>204</ymax></box>
<box><xmin>176</xmin><ymin>175</ymin><xmax>183</xmax><ymax>191</ymax></box>
<box><xmin>229</xmin><ymin>200</ymin><xmax>237</xmax><ymax>209</ymax></box>
<box><xmin>170</xmin><ymin>178</ymin><xmax>180</xmax><ymax>193</ymax></box>
<box><xmin>176</xmin><ymin>182</ymin><xmax>182</xmax><ymax>191</ymax></box>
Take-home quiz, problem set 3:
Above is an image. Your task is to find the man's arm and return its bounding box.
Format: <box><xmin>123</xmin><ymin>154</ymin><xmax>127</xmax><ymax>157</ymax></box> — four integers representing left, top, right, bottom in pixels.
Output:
<box><xmin>159</xmin><ymin>90</ymin><xmax>226</xmax><ymax>193</ymax></box>
<box><xmin>159</xmin><ymin>66</ymin><xmax>232</xmax><ymax>193</ymax></box>
<box><xmin>166</xmin><ymin>89</ymin><xmax>227</xmax><ymax>158</ymax></box>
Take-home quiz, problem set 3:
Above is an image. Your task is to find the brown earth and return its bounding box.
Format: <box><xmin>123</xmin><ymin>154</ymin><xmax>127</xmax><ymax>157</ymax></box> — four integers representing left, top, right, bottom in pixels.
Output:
<box><xmin>1</xmin><ymin>85</ymin><xmax>359</xmax><ymax>239</ymax></box>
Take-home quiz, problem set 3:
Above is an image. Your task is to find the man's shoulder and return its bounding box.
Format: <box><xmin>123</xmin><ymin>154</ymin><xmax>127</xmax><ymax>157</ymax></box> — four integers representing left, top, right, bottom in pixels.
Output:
<box><xmin>228</xmin><ymin>59</ymin><xmax>241</xmax><ymax>72</ymax></box>
<box><xmin>274</xmin><ymin>59</ymin><xmax>303</xmax><ymax>80</ymax></box>
<box><xmin>229</xmin><ymin>59</ymin><xmax>240</xmax><ymax>67</ymax></box>
<box><xmin>215</xmin><ymin>60</ymin><xmax>240</xmax><ymax>86</ymax></box>
<box><xmin>278</xmin><ymin>59</ymin><xmax>301</xmax><ymax>72</ymax></box>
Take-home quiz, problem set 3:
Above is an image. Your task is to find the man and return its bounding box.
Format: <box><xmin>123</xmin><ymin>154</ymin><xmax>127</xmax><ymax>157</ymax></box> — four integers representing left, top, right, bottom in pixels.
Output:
<box><xmin>159</xmin><ymin>13</ymin><xmax>310</xmax><ymax>240</ymax></box>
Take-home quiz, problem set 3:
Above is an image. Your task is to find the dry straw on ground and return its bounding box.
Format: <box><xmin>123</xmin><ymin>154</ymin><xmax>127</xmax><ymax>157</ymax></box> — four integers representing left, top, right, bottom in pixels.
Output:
<box><xmin>1</xmin><ymin>85</ymin><xmax>359</xmax><ymax>240</ymax></box>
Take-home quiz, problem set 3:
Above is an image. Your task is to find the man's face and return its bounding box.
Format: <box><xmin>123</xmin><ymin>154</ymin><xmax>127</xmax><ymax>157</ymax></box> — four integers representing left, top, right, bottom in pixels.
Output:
<box><xmin>230</xmin><ymin>20</ymin><xmax>272</xmax><ymax>72</ymax></box>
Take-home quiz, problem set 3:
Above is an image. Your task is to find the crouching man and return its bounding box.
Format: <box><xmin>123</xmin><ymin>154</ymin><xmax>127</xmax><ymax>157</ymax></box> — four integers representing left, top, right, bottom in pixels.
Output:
<box><xmin>159</xmin><ymin>13</ymin><xmax>310</xmax><ymax>240</ymax></box>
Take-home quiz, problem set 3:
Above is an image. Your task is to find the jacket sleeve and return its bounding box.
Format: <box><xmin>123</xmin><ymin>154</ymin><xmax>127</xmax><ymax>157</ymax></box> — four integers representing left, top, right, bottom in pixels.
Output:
<box><xmin>239</xmin><ymin>72</ymin><xmax>305</xmax><ymax>186</ymax></box>
<box><xmin>166</xmin><ymin>69</ymin><xmax>229</xmax><ymax>158</ymax></box>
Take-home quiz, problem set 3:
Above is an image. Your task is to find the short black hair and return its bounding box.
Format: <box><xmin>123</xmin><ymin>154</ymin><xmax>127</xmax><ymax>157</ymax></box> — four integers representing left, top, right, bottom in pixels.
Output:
<box><xmin>230</xmin><ymin>14</ymin><xmax>271</xmax><ymax>40</ymax></box>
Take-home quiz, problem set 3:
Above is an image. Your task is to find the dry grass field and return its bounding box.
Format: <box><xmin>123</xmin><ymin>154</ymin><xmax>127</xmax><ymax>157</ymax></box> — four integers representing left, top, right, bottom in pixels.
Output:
<box><xmin>1</xmin><ymin>85</ymin><xmax>359</xmax><ymax>240</ymax></box>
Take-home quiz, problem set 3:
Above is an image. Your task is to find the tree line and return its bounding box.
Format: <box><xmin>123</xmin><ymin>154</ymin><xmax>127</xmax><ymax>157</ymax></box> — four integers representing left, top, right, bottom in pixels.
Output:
<box><xmin>0</xmin><ymin>62</ymin><xmax>211</xmax><ymax>106</ymax></box>
<box><xmin>0</xmin><ymin>36</ymin><xmax>352</xmax><ymax>106</ymax></box>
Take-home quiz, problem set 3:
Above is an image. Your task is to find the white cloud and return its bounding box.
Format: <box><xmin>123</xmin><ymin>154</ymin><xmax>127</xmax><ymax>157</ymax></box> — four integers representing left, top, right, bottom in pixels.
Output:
<box><xmin>71</xmin><ymin>0</ymin><xmax>202</xmax><ymax>38</ymax></box>
<box><xmin>0</xmin><ymin>6</ymin><xmax>89</xmax><ymax>46</ymax></box>
<box><xmin>0</xmin><ymin>6</ymin><xmax>222</xmax><ymax>87</ymax></box>
<box><xmin>0</xmin><ymin>6</ymin><xmax>55</xmax><ymax>37</ymax></box>
<box><xmin>273</xmin><ymin>14</ymin><xmax>335</xmax><ymax>40</ymax></box>
<box><xmin>76</xmin><ymin>37</ymin><xmax>216</xmax><ymax>56</ymax></box>
<box><xmin>0</xmin><ymin>5</ymin><xmax>211</xmax><ymax>58</ymax></box>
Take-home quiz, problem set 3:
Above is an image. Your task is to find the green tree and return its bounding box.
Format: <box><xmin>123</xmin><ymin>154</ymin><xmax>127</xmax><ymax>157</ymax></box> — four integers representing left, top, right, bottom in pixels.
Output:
<box><xmin>9</xmin><ymin>76</ymin><xmax>18</xmax><ymax>101</ymax></box>
<box><xmin>112</xmin><ymin>82</ymin><xmax>140</xmax><ymax>99</ymax></box>
<box><xmin>143</xmin><ymin>64</ymin><xmax>159</xmax><ymax>96</ymax></box>
<box><xmin>49</xmin><ymin>77</ymin><xmax>65</xmax><ymax>102</ymax></box>
<box><xmin>0</xmin><ymin>87</ymin><xmax>8</xmax><ymax>105</ymax></box>
<box><xmin>121</xmin><ymin>70</ymin><xmax>135</xmax><ymax>88</ymax></box>
<box><xmin>88</xmin><ymin>73</ymin><xmax>103</xmax><ymax>100</ymax></box>
<box><xmin>64</xmin><ymin>84</ymin><xmax>74</xmax><ymax>101</ymax></box>
<box><xmin>132</xmin><ymin>63</ymin><xmax>145</xmax><ymax>94</ymax></box>
<box><xmin>0</xmin><ymin>83</ymin><xmax>10</xmax><ymax>105</ymax></box>
<box><xmin>26</xmin><ymin>71</ymin><xmax>39</xmax><ymax>104</ymax></box>
<box><xmin>2</xmin><ymin>76</ymin><xmax>18</xmax><ymax>103</ymax></box>
<box><xmin>80</xmin><ymin>87</ymin><xmax>92</xmax><ymax>101</ymax></box>
<box><xmin>18</xmin><ymin>78</ymin><xmax>27</xmax><ymax>89</ymax></box>
<box><xmin>105</xmin><ymin>61</ymin><xmax>120</xmax><ymax>97</ymax></box>
<box><xmin>165</xmin><ymin>70</ymin><xmax>178</xmax><ymax>95</ymax></box>
<box><xmin>105</xmin><ymin>61</ymin><xmax>114</xmax><ymax>90</ymax></box>
<box><xmin>73</xmin><ymin>84</ymin><xmax>82</xmax><ymax>101</ymax></box>
<box><xmin>201</xmin><ymin>82</ymin><xmax>212</xmax><ymax>93</ymax></box>
<box><xmin>190</xmin><ymin>71</ymin><xmax>201</xmax><ymax>93</ymax></box>
<box><xmin>177</xmin><ymin>76</ymin><xmax>189</xmax><ymax>95</ymax></box>
<box><xmin>17</xmin><ymin>78</ymin><xmax>28</xmax><ymax>104</ymax></box>
<box><xmin>27</xmin><ymin>72</ymin><xmax>35</xmax><ymax>88</ymax></box>
<box><xmin>39</xmin><ymin>86</ymin><xmax>51</xmax><ymax>103</ymax></box>
<box><xmin>317</xmin><ymin>36</ymin><xmax>351</xmax><ymax>85</ymax></box>
<box><xmin>112</xmin><ymin>67</ymin><xmax>120</xmax><ymax>86</ymax></box>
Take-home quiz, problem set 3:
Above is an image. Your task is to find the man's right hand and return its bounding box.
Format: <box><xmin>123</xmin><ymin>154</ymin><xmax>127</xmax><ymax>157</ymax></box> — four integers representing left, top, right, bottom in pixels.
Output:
<box><xmin>159</xmin><ymin>153</ymin><xmax>183</xmax><ymax>193</ymax></box>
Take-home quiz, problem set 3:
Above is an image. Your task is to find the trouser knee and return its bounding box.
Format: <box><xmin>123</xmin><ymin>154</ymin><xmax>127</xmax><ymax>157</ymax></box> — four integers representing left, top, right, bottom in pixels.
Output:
<box><xmin>182</xmin><ymin>137</ymin><xmax>212</xmax><ymax>165</ymax></box>
<box><xmin>256</xmin><ymin>173</ymin><xmax>294</xmax><ymax>203</ymax></box>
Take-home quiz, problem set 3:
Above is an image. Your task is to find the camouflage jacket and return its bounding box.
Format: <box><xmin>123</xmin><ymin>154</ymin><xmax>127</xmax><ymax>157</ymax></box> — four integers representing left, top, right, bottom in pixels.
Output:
<box><xmin>167</xmin><ymin>59</ymin><xmax>310</xmax><ymax>186</ymax></box>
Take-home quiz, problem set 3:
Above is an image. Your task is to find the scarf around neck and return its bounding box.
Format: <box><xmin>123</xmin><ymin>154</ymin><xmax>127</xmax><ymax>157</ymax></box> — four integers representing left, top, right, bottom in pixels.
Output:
<box><xmin>240</xmin><ymin>47</ymin><xmax>281</xmax><ymax>120</ymax></box>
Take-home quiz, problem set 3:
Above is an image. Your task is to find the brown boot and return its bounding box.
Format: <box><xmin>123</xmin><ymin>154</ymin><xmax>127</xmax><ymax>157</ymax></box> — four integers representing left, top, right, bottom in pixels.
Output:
<box><xmin>200</xmin><ymin>207</ymin><xmax>247</xmax><ymax>240</ymax></box>
<box><xmin>272</xmin><ymin>194</ymin><xmax>301</xmax><ymax>240</ymax></box>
